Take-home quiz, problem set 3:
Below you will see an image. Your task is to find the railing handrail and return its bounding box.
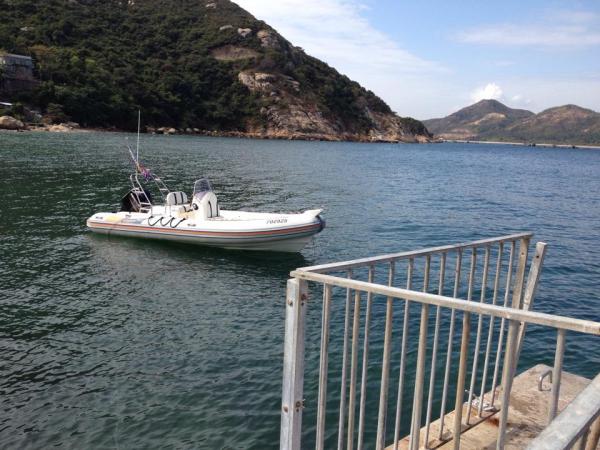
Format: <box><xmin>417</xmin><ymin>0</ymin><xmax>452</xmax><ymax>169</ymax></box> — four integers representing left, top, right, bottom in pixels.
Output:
<box><xmin>295</xmin><ymin>232</ymin><xmax>533</xmax><ymax>274</ymax></box>
<box><xmin>526</xmin><ymin>372</ymin><xmax>600</xmax><ymax>449</ymax></box>
<box><xmin>289</xmin><ymin>270</ymin><xmax>600</xmax><ymax>335</ymax></box>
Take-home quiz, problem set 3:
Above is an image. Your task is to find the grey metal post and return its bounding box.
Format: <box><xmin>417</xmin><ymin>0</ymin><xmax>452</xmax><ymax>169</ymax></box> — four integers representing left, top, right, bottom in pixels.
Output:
<box><xmin>516</xmin><ymin>242</ymin><xmax>547</xmax><ymax>361</ymax></box>
<box><xmin>338</xmin><ymin>270</ymin><xmax>353</xmax><ymax>450</ymax></box>
<box><xmin>497</xmin><ymin>319</ymin><xmax>519</xmax><ymax>449</ymax></box>
<box><xmin>357</xmin><ymin>267</ymin><xmax>374</xmax><ymax>450</ymax></box>
<box><xmin>511</xmin><ymin>237</ymin><xmax>530</xmax><ymax>310</ymax></box>
<box><xmin>316</xmin><ymin>284</ymin><xmax>332</xmax><ymax>450</ymax></box>
<box><xmin>549</xmin><ymin>329</ymin><xmax>566</xmax><ymax>422</ymax></box>
<box><xmin>280</xmin><ymin>278</ymin><xmax>308</xmax><ymax>450</ymax></box>
<box><xmin>409</xmin><ymin>303</ymin><xmax>430</xmax><ymax>450</ymax></box>
<box><xmin>439</xmin><ymin>249</ymin><xmax>462</xmax><ymax>440</ymax></box>
<box><xmin>376</xmin><ymin>261</ymin><xmax>395</xmax><ymax>450</ymax></box>
<box><xmin>453</xmin><ymin>310</ymin><xmax>471</xmax><ymax>450</ymax></box>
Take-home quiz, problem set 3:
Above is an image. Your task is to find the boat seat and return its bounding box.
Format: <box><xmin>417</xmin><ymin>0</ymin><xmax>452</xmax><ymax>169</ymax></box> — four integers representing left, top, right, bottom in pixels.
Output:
<box><xmin>165</xmin><ymin>191</ymin><xmax>188</xmax><ymax>206</ymax></box>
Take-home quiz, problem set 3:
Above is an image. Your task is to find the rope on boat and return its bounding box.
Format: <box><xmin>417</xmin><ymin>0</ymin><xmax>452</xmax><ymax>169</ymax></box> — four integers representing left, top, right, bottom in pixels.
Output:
<box><xmin>148</xmin><ymin>216</ymin><xmax>186</xmax><ymax>228</ymax></box>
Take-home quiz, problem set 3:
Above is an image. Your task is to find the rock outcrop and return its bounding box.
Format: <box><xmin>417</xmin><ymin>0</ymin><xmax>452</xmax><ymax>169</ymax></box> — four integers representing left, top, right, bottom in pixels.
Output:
<box><xmin>0</xmin><ymin>115</ymin><xmax>25</xmax><ymax>130</ymax></box>
<box><xmin>211</xmin><ymin>45</ymin><xmax>259</xmax><ymax>61</ymax></box>
<box><xmin>238</xmin><ymin>70</ymin><xmax>430</xmax><ymax>142</ymax></box>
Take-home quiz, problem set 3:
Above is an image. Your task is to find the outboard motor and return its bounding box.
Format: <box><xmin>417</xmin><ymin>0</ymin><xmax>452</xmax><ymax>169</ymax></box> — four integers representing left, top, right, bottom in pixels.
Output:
<box><xmin>191</xmin><ymin>178</ymin><xmax>220</xmax><ymax>220</ymax></box>
<box><xmin>120</xmin><ymin>188</ymin><xmax>153</xmax><ymax>212</ymax></box>
<box><xmin>192</xmin><ymin>191</ymin><xmax>219</xmax><ymax>219</ymax></box>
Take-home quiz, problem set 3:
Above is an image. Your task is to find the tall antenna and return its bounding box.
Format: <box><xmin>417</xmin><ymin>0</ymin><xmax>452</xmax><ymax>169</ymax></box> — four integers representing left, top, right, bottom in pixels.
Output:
<box><xmin>136</xmin><ymin>109</ymin><xmax>141</xmax><ymax>162</ymax></box>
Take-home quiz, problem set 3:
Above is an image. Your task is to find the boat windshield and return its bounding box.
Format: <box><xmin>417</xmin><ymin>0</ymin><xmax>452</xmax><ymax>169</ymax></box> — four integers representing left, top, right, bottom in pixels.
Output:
<box><xmin>192</xmin><ymin>178</ymin><xmax>213</xmax><ymax>200</ymax></box>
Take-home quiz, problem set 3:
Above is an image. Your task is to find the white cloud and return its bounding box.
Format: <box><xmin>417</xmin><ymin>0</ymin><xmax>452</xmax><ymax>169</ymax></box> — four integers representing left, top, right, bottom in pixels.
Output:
<box><xmin>234</xmin><ymin>0</ymin><xmax>444</xmax><ymax>116</ymax></box>
<box><xmin>471</xmin><ymin>83</ymin><xmax>503</xmax><ymax>103</ymax></box>
<box><xmin>501</xmin><ymin>77</ymin><xmax>600</xmax><ymax>113</ymax></box>
<box><xmin>235</xmin><ymin>0</ymin><xmax>438</xmax><ymax>72</ymax></box>
<box><xmin>231</xmin><ymin>2</ymin><xmax>600</xmax><ymax>118</ymax></box>
<box><xmin>456</xmin><ymin>9</ymin><xmax>600</xmax><ymax>47</ymax></box>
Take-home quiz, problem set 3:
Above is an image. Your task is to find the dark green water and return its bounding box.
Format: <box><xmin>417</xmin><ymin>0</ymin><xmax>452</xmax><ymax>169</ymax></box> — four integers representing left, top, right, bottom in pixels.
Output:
<box><xmin>1</xmin><ymin>131</ymin><xmax>599</xmax><ymax>449</ymax></box>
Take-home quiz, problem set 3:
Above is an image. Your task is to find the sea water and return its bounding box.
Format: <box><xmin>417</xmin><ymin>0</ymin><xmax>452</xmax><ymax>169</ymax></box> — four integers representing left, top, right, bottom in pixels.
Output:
<box><xmin>0</xmin><ymin>132</ymin><xmax>599</xmax><ymax>448</ymax></box>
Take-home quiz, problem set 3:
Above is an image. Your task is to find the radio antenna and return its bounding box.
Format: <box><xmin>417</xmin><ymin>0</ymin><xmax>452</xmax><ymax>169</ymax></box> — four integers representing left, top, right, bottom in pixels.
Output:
<box><xmin>136</xmin><ymin>109</ymin><xmax>141</xmax><ymax>163</ymax></box>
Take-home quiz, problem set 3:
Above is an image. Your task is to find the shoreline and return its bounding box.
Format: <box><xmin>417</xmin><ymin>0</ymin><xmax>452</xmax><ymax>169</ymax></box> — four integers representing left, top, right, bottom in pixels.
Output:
<box><xmin>441</xmin><ymin>138</ymin><xmax>600</xmax><ymax>150</ymax></box>
<box><xmin>3</xmin><ymin>127</ymin><xmax>599</xmax><ymax>148</ymax></box>
<box><xmin>2</xmin><ymin>124</ymin><xmax>431</xmax><ymax>144</ymax></box>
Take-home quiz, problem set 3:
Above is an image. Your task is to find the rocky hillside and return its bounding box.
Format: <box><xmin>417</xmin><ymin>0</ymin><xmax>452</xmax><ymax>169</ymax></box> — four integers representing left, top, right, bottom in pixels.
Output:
<box><xmin>424</xmin><ymin>100</ymin><xmax>600</xmax><ymax>145</ymax></box>
<box><xmin>503</xmin><ymin>105</ymin><xmax>600</xmax><ymax>145</ymax></box>
<box><xmin>0</xmin><ymin>0</ymin><xmax>430</xmax><ymax>142</ymax></box>
<box><xmin>423</xmin><ymin>99</ymin><xmax>533</xmax><ymax>140</ymax></box>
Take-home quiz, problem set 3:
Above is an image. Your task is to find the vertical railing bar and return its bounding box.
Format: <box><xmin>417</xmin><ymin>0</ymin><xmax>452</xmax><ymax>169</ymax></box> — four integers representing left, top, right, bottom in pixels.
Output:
<box><xmin>479</xmin><ymin>242</ymin><xmax>504</xmax><ymax>416</ymax></box>
<box><xmin>491</xmin><ymin>241</ymin><xmax>516</xmax><ymax>406</ymax></box>
<box><xmin>511</xmin><ymin>237</ymin><xmax>531</xmax><ymax>310</ymax></box>
<box><xmin>424</xmin><ymin>252</ymin><xmax>446</xmax><ymax>448</ymax></box>
<box><xmin>347</xmin><ymin>290</ymin><xmax>362</xmax><ymax>450</ymax></box>
<box><xmin>392</xmin><ymin>258</ymin><xmax>414</xmax><ymax>450</ymax></box>
<box><xmin>337</xmin><ymin>270</ymin><xmax>353</xmax><ymax>450</ymax></box>
<box><xmin>316</xmin><ymin>284</ymin><xmax>333</xmax><ymax>450</ymax></box>
<box><xmin>452</xmin><ymin>248</ymin><xmax>477</xmax><ymax>450</ymax></box>
<box><xmin>585</xmin><ymin>416</ymin><xmax>600</xmax><ymax>450</ymax></box>
<box><xmin>375</xmin><ymin>261</ymin><xmax>396</xmax><ymax>450</ymax></box>
<box><xmin>423</xmin><ymin>254</ymin><xmax>431</xmax><ymax>292</ymax></box>
<box><xmin>515</xmin><ymin>242</ymin><xmax>548</xmax><ymax>363</ymax></box>
<box><xmin>453</xmin><ymin>310</ymin><xmax>471</xmax><ymax>450</ymax></box>
<box><xmin>438</xmin><ymin>249</ymin><xmax>462</xmax><ymax>440</ymax></box>
<box><xmin>409</xmin><ymin>303</ymin><xmax>430</xmax><ymax>450</ymax></box>
<box><xmin>506</xmin><ymin>238</ymin><xmax>531</xmax><ymax>388</ymax></box>
<box><xmin>408</xmin><ymin>256</ymin><xmax>431</xmax><ymax>450</ymax></box>
<box><xmin>466</xmin><ymin>246</ymin><xmax>491</xmax><ymax>423</ymax></box>
<box><xmin>356</xmin><ymin>267</ymin><xmax>374</xmax><ymax>450</ymax></box>
<box><xmin>467</xmin><ymin>248</ymin><xmax>478</xmax><ymax>302</ymax></box>
<box><xmin>576</xmin><ymin>429</ymin><xmax>590</xmax><ymax>450</ymax></box>
<box><xmin>549</xmin><ymin>329</ymin><xmax>566</xmax><ymax>423</ymax></box>
<box><xmin>496</xmin><ymin>319</ymin><xmax>520</xmax><ymax>450</ymax></box>
<box><xmin>280</xmin><ymin>278</ymin><xmax>308</xmax><ymax>450</ymax></box>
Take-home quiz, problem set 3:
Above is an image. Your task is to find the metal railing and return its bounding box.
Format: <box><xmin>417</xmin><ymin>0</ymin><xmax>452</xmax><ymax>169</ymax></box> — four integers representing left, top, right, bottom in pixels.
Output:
<box><xmin>279</xmin><ymin>233</ymin><xmax>600</xmax><ymax>450</ymax></box>
<box><xmin>527</xmin><ymin>373</ymin><xmax>600</xmax><ymax>450</ymax></box>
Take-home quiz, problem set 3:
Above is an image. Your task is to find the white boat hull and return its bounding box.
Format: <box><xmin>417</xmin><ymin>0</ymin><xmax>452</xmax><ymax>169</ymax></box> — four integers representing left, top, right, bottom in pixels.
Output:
<box><xmin>87</xmin><ymin>208</ymin><xmax>325</xmax><ymax>253</ymax></box>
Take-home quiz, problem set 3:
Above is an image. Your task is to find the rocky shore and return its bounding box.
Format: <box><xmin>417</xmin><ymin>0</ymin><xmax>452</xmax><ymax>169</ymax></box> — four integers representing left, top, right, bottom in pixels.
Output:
<box><xmin>0</xmin><ymin>116</ymin><xmax>85</xmax><ymax>133</ymax></box>
<box><xmin>0</xmin><ymin>114</ymin><xmax>430</xmax><ymax>143</ymax></box>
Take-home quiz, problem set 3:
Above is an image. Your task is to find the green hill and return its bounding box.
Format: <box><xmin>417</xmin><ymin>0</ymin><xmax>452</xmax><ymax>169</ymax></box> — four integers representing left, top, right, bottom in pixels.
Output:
<box><xmin>0</xmin><ymin>0</ymin><xmax>430</xmax><ymax>141</ymax></box>
<box><xmin>502</xmin><ymin>105</ymin><xmax>600</xmax><ymax>145</ymax></box>
<box><xmin>423</xmin><ymin>99</ymin><xmax>534</xmax><ymax>139</ymax></box>
<box><xmin>423</xmin><ymin>100</ymin><xmax>600</xmax><ymax>145</ymax></box>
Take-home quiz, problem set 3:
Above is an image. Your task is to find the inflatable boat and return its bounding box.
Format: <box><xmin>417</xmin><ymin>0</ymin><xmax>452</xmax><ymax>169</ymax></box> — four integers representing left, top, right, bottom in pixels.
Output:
<box><xmin>87</xmin><ymin>148</ymin><xmax>325</xmax><ymax>252</ymax></box>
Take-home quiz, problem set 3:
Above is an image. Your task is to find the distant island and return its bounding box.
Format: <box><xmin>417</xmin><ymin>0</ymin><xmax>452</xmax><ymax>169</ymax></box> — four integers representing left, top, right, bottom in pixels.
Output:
<box><xmin>423</xmin><ymin>99</ymin><xmax>600</xmax><ymax>146</ymax></box>
<box><xmin>0</xmin><ymin>0</ymin><xmax>430</xmax><ymax>143</ymax></box>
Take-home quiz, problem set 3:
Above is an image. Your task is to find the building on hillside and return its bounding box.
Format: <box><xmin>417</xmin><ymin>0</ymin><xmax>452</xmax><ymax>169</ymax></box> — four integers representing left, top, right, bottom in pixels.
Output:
<box><xmin>0</xmin><ymin>54</ymin><xmax>38</xmax><ymax>96</ymax></box>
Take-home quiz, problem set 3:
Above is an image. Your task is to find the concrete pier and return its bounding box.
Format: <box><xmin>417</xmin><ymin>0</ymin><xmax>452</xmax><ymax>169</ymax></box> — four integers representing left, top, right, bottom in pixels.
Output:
<box><xmin>388</xmin><ymin>364</ymin><xmax>592</xmax><ymax>449</ymax></box>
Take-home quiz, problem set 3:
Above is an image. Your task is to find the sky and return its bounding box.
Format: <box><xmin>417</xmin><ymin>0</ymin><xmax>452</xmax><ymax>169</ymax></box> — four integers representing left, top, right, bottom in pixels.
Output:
<box><xmin>234</xmin><ymin>0</ymin><xmax>600</xmax><ymax>119</ymax></box>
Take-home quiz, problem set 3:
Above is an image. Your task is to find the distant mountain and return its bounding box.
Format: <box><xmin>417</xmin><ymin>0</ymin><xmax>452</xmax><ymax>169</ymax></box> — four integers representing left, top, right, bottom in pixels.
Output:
<box><xmin>0</xmin><ymin>0</ymin><xmax>430</xmax><ymax>142</ymax></box>
<box><xmin>423</xmin><ymin>100</ymin><xmax>600</xmax><ymax>145</ymax></box>
<box><xmin>423</xmin><ymin>99</ymin><xmax>534</xmax><ymax>140</ymax></box>
<box><xmin>503</xmin><ymin>105</ymin><xmax>600</xmax><ymax>145</ymax></box>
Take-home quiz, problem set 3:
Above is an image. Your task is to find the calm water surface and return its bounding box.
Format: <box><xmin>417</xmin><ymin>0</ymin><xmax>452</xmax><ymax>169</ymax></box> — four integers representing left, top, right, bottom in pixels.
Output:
<box><xmin>0</xmin><ymin>132</ymin><xmax>599</xmax><ymax>449</ymax></box>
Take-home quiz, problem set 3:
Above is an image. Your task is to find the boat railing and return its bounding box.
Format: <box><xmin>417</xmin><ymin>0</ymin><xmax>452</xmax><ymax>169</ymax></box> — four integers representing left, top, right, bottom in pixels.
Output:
<box><xmin>129</xmin><ymin>173</ymin><xmax>153</xmax><ymax>214</ymax></box>
<box><xmin>280</xmin><ymin>233</ymin><xmax>600</xmax><ymax>449</ymax></box>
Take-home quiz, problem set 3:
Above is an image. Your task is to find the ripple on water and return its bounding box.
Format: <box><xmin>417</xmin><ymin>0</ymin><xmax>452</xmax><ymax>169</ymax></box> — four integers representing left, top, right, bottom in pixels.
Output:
<box><xmin>0</xmin><ymin>133</ymin><xmax>599</xmax><ymax>448</ymax></box>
